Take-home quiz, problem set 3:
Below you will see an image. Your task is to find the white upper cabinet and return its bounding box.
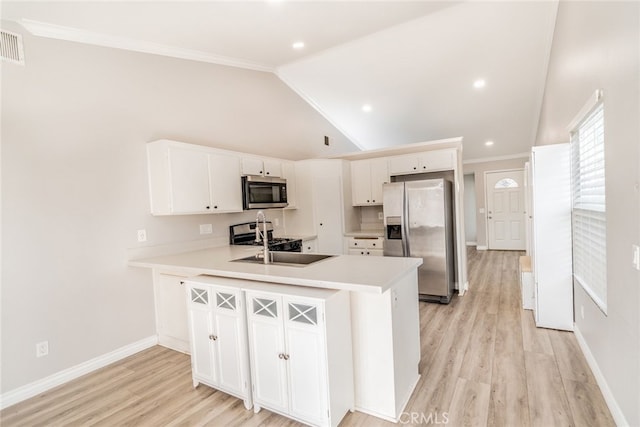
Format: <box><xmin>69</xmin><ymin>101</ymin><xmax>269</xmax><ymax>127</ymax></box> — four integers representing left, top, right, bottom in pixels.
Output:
<box><xmin>351</xmin><ymin>158</ymin><xmax>389</xmax><ymax>206</ymax></box>
<box><xmin>147</xmin><ymin>140</ymin><xmax>243</xmax><ymax>215</ymax></box>
<box><xmin>209</xmin><ymin>153</ymin><xmax>244</xmax><ymax>213</ymax></box>
<box><xmin>281</xmin><ymin>161</ymin><xmax>297</xmax><ymax>209</ymax></box>
<box><xmin>167</xmin><ymin>146</ymin><xmax>212</xmax><ymax>214</ymax></box>
<box><xmin>387</xmin><ymin>149</ymin><xmax>455</xmax><ymax>176</ymax></box>
<box><xmin>242</xmin><ymin>157</ymin><xmax>283</xmax><ymax>178</ymax></box>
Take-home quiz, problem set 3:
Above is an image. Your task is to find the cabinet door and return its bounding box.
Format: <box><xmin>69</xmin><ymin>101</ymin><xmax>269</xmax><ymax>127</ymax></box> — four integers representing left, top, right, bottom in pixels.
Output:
<box><xmin>282</xmin><ymin>162</ymin><xmax>297</xmax><ymax>209</ymax></box>
<box><xmin>247</xmin><ymin>294</ymin><xmax>289</xmax><ymax>413</ymax></box>
<box><xmin>188</xmin><ymin>286</ymin><xmax>217</xmax><ymax>383</ymax></box>
<box><xmin>156</xmin><ymin>274</ymin><xmax>190</xmax><ymax>351</ymax></box>
<box><xmin>213</xmin><ymin>290</ymin><xmax>245</xmax><ymax>395</ymax></box>
<box><xmin>284</xmin><ymin>298</ymin><xmax>328</xmax><ymax>425</ymax></box>
<box><xmin>302</xmin><ymin>239</ymin><xmax>318</xmax><ymax>254</ymax></box>
<box><xmin>419</xmin><ymin>150</ymin><xmax>454</xmax><ymax>172</ymax></box>
<box><xmin>209</xmin><ymin>154</ymin><xmax>243</xmax><ymax>212</ymax></box>
<box><xmin>369</xmin><ymin>158</ymin><xmax>389</xmax><ymax>204</ymax></box>
<box><xmin>168</xmin><ymin>147</ymin><xmax>211</xmax><ymax>213</ymax></box>
<box><xmin>313</xmin><ymin>176</ymin><xmax>344</xmax><ymax>254</ymax></box>
<box><xmin>351</xmin><ymin>160</ymin><xmax>372</xmax><ymax>205</ymax></box>
<box><xmin>388</xmin><ymin>154</ymin><xmax>419</xmax><ymax>175</ymax></box>
<box><xmin>263</xmin><ymin>160</ymin><xmax>282</xmax><ymax>177</ymax></box>
<box><xmin>242</xmin><ymin>158</ymin><xmax>264</xmax><ymax>176</ymax></box>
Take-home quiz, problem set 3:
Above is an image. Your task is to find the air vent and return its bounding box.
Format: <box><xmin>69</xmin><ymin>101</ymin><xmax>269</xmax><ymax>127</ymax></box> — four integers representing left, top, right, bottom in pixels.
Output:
<box><xmin>1</xmin><ymin>29</ymin><xmax>25</xmax><ymax>65</ymax></box>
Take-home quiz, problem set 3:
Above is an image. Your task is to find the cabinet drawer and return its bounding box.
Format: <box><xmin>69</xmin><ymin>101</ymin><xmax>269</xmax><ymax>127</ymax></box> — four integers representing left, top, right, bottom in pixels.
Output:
<box><xmin>348</xmin><ymin>248</ymin><xmax>384</xmax><ymax>256</ymax></box>
<box><xmin>347</xmin><ymin>237</ymin><xmax>383</xmax><ymax>250</ymax></box>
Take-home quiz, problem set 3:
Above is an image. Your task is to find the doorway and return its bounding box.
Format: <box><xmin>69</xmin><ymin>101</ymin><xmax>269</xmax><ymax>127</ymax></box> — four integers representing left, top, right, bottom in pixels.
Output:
<box><xmin>485</xmin><ymin>169</ymin><xmax>526</xmax><ymax>250</ymax></box>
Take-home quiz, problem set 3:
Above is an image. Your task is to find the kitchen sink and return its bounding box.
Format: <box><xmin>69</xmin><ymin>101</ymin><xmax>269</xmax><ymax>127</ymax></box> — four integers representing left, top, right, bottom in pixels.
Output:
<box><xmin>231</xmin><ymin>252</ymin><xmax>334</xmax><ymax>267</ymax></box>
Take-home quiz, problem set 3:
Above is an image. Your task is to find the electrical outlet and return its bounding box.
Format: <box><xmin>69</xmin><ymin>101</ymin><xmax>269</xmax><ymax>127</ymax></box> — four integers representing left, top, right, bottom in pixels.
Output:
<box><xmin>36</xmin><ymin>341</ymin><xmax>49</xmax><ymax>358</ymax></box>
<box><xmin>199</xmin><ymin>224</ymin><xmax>213</xmax><ymax>235</ymax></box>
<box><xmin>274</xmin><ymin>218</ymin><xmax>280</xmax><ymax>227</ymax></box>
<box><xmin>378</xmin><ymin>211</ymin><xmax>383</xmax><ymax>220</ymax></box>
<box><xmin>580</xmin><ymin>305</ymin><xmax>584</xmax><ymax>320</ymax></box>
<box><xmin>632</xmin><ymin>244</ymin><xmax>640</xmax><ymax>271</ymax></box>
<box><xmin>137</xmin><ymin>229</ymin><xmax>147</xmax><ymax>242</ymax></box>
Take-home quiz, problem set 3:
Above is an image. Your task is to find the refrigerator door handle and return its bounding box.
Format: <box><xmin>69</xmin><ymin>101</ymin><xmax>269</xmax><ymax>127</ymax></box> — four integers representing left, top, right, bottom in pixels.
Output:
<box><xmin>402</xmin><ymin>184</ymin><xmax>410</xmax><ymax>257</ymax></box>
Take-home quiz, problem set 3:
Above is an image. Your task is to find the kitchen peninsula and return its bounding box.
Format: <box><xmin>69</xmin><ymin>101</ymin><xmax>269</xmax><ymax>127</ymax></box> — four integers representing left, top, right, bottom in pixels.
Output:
<box><xmin>130</xmin><ymin>246</ymin><xmax>422</xmax><ymax>422</ymax></box>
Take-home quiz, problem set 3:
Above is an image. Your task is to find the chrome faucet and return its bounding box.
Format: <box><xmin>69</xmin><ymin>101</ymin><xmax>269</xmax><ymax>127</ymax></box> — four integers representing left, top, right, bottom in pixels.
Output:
<box><xmin>255</xmin><ymin>210</ymin><xmax>270</xmax><ymax>264</ymax></box>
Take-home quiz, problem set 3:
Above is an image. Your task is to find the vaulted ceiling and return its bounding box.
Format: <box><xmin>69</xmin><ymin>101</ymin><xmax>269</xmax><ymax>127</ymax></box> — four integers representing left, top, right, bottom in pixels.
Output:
<box><xmin>2</xmin><ymin>1</ymin><xmax>558</xmax><ymax>160</ymax></box>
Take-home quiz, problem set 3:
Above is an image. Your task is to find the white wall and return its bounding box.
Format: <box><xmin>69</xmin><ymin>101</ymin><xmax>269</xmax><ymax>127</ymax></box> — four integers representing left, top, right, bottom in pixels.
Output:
<box><xmin>0</xmin><ymin>22</ymin><xmax>358</xmax><ymax>394</ymax></box>
<box><xmin>463</xmin><ymin>174</ymin><xmax>476</xmax><ymax>244</ymax></box>
<box><xmin>535</xmin><ymin>2</ymin><xmax>640</xmax><ymax>425</ymax></box>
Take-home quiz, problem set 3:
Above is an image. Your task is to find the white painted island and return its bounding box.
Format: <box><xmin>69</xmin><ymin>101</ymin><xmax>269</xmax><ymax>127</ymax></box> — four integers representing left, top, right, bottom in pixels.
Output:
<box><xmin>130</xmin><ymin>245</ymin><xmax>422</xmax><ymax>423</ymax></box>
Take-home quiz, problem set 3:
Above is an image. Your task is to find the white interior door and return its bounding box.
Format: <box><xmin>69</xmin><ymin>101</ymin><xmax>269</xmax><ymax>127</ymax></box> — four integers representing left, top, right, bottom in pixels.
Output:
<box><xmin>486</xmin><ymin>170</ymin><xmax>526</xmax><ymax>250</ymax></box>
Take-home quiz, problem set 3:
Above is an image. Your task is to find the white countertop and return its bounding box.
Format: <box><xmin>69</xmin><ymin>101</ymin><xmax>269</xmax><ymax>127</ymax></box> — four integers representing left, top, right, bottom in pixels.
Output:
<box><xmin>344</xmin><ymin>231</ymin><xmax>384</xmax><ymax>238</ymax></box>
<box><xmin>129</xmin><ymin>245</ymin><xmax>421</xmax><ymax>294</ymax></box>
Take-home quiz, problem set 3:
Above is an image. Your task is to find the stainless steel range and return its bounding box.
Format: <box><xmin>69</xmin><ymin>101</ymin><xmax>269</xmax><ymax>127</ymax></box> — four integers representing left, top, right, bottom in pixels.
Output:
<box><xmin>229</xmin><ymin>221</ymin><xmax>302</xmax><ymax>252</ymax></box>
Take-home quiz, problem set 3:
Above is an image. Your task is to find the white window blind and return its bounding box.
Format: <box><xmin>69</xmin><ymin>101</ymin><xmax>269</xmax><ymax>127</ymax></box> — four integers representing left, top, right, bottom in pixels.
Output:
<box><xmin>570</xmin><ymin>100</ymin><xmax>607</xmax><ymax>313</ymax></box>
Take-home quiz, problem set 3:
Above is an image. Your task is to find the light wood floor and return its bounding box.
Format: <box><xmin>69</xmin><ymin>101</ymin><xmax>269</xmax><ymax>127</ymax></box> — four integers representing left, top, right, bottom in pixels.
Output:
<box><xmin>1</xmin><ymin>248</ymin><xmax>615</xmax><ymax>427</ymax></box>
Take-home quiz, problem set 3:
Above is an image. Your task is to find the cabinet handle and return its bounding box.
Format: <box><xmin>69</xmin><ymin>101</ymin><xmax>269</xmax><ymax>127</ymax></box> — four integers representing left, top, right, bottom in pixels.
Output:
<box><xmin>488</xmin><ymin>216</ymin><xmax>493</xmax><ymax>219</ymax></box>
<box><xmin>283</xmin><ymin>354</ymin><xmax>290</xmax><ymax>360</ymax></box>
<box><xmin>372</xmin><ymin>200</ymin><xmax>375</xmax><ymax>203</ymax></box>
<box><xmin>259</xmin><ymin>171</ymin><xmax>263</xmax><ymax>174</ymax></box>
<box><xmin>354</xmin><ymin>242</ymin><xmax>358</xmax><ymax>246</ymax></box>
<box><xmin>179</xmin><ymin>281</ymin><xmax>185</xmax><ymax>285</ymax></box>
<box><xmin>320</xmin><ymin>223</ymin><xmax>323</xmax><ymax>226</ymax></box>
<box><xmin>423</xmin><ymin>165</ymin><xmax>427</xmax><ymax>169</ymax></box>
<box><xmin>366</xmin><ymin>251</ymin><xmax>370</xmax><ymax>255</ymax></box>
<box><xmin>206</xmin><ymin>206</ymin><xmax>210</xmax><ymax>210</ymax></box>
<box><xmin>413</xmin><ymin>167</ymin><xmax>417</xmax><ymax>170</ymax></box>
<box><xmin>209</xmin><ymin>334</ymin><xmax>218</xmax><ymax>341</ymax></box>
<box><xmin>266</xmin><ymin>171</ymin><xmax>270</xmax><ymax>175</ymax></box>
<box><xmin>372</xmin><ymin>243</ymin><xmax>376</xmax><ymax>247</ymax></box>
<box><xmin>360</xmin><ymin>251</ymin><xmax>365</xmax><ymax>255</ymax></box>
<box><xmin>367</xmin><ymin>200</ymin><xmax>370</xmax><ymax>203</ymax></box>
<box><xmin>278</xmin><ymin>353</ymin><xmax>284</xmax><ymax>359</ymax></box>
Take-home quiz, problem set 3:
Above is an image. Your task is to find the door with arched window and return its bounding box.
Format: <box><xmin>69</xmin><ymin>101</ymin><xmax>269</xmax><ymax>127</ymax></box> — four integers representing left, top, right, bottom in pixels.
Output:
<box><xmin>486</xmin><ymin>169</ymin><xmax>526</xmax><ymax>250</ymax></box>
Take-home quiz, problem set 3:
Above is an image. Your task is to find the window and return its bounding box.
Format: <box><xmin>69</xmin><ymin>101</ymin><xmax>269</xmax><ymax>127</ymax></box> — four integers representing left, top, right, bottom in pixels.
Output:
<box><xmin>494</xmin><ymin>178</ymin><xmax>519</xmax><ymax>189</ymax></box>
<box><xmin>570</xmin><ymin>94</ymin><xmax>606</xmax><ymax>313</ymax></box>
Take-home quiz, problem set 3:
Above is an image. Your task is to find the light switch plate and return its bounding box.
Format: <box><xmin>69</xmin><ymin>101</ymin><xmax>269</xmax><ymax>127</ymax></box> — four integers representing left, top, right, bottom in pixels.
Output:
<box><xmin>633</xmin><ymin>244</ymin><xmax>640</xmax><ymax>271</ymax></box>
<box><xmin>199</xmin><ymin>224</ymin><xmax>213</xmax><ymax>235</ymax></box>
<box><xmin>137</xmin><ymin>229</ymin><xmax>147</xmax><ymax>242</ymax></box>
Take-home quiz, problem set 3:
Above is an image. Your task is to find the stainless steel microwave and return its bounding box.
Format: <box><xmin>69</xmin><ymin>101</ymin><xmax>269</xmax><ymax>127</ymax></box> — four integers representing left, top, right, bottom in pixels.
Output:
<box><xmin>242</xmin><ymin>176</ymin><xmax>288</xmax><ymax>210</ymax></box>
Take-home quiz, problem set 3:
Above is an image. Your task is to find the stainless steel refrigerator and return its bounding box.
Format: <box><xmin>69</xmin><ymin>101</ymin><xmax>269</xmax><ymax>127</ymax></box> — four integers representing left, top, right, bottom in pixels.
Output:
<box><xmin>383</xmin><ymin>178</ymin><xmax>455</xmax><ymax>303</ymax></box>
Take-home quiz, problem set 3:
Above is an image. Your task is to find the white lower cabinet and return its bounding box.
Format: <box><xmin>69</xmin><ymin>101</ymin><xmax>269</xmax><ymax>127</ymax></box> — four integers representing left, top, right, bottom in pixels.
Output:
<box><xmin>302</xmin><ymin>238</ymin><xmax>318</xmax><ymax>253</ymax></box>
<box><xmin>155</xmin><ymin>272</ymin><xmax>190</xmax><ymax>353</ymax></box>
<box><xmin>346</xmin><ymin>237</ymin><xmax>384</xmax><ymax>256</ymax></box>
<box><xmin>245</xmin><ymin>284</ymin><xmax>353</xmax><ymax>427</ymax></box>
<box><xmin>185</xmin><ymin>277</ymin><xmax>252</xmax><ymax>409</ymax></box>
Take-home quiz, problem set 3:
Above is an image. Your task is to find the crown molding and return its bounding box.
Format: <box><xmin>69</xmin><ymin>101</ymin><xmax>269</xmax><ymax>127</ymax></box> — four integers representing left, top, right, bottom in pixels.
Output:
<box><xmin>18</xmin><ymin>19</ymin><xmax>274</xmax><ymax>73</ymax></box>
<box><xmin>463</xmin><ymin>152</ymin><xmax>530</xmax><ymax>165</ymax></box>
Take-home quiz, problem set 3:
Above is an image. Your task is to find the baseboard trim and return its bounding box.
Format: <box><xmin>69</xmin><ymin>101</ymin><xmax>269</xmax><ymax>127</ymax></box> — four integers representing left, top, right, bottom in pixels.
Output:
<box><xmin>476</xmin><ymin>245</ymin><xmax>488</xmax><ymax>250</ymax></box>
<box><xmin>0</xmin><ymin>335</ymin><xmax>158</xmax><ymax>410</ymax></box>
<box><xmin>573</xmin><ymin>324</ymin><xmax>629</xmax><ymax>426</ymax></box>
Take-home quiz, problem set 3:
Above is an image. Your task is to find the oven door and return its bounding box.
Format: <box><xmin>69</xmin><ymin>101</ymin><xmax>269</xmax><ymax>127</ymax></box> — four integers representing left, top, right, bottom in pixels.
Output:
<box><xmin>243</xmin><ymin>176</ymin><xmax>288</xmax><ymax>209</ymax></box>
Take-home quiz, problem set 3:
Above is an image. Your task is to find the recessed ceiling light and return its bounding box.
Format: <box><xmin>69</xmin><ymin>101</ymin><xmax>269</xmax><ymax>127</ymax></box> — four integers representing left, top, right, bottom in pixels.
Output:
<box><xmin>485</xmin><ymin>140</ymin><xmax>494</xmax><ymax>146</ymax></box>
<box><xmin>473</xmin><ymin>79</ymin><xmax>486</xmax><ymax>89</ymax></box>
<box><xmin>292</xmin><ymin>41</ymin><xmax>305</xmax><ymax>50</ymax></box>
<box><xmin>362</xmin><ymin>104</ymin><xmax>372</xmax><ymax>113</ymax></box>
